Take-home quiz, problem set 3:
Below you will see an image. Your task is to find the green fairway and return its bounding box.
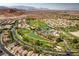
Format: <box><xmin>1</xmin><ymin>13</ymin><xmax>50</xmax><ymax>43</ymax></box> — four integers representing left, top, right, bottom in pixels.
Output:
<box><xmin>17</xmin><ymin>28</ymin><xmax>53</xmax><ymax>48</ymax></box>
<box><xmin>27</xmin><ymin>19</ymin><xmax>51</xmax><ymax>31</ymax></box>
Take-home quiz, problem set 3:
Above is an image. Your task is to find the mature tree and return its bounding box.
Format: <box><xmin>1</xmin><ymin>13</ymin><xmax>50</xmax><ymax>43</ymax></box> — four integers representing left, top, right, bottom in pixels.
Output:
<box><xmin>72</xmin><ymin>39</ymin><xmax>78</xmax><ymax>44</ymax></box>
<box><xmin>56</xmin><ymin>38</ymin><xmax>63</xmax><ymax>42</ymax></box>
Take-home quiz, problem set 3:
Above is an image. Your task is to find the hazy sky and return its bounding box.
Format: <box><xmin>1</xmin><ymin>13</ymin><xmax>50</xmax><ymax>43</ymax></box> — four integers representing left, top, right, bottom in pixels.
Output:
<box><xmin>0</xmin><ymin>3</ymin><xmax>79</xmax><ymax>10</ymax></box>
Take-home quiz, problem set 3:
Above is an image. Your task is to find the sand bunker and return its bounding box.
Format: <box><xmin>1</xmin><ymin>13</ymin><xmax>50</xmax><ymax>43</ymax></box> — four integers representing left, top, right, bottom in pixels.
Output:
<box><xmin>70</xmin><ymin>31</ymin><xmax>79</xmax><ymax>37</ymax></box>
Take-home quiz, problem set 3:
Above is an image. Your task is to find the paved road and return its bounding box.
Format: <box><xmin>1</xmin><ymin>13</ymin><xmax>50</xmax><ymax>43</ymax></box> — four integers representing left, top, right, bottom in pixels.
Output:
<box><xmin>0</xmin><ymin>31</ymin><xmax>14</xmax><ymax>56</ymax></box>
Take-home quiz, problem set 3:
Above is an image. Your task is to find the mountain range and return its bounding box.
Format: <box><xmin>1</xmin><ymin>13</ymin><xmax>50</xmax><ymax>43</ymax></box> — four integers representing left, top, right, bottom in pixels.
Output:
<box><xmin>0</xmin><ymin>6</ymin><xmax>49</xmax><ymax>11</ymax></box>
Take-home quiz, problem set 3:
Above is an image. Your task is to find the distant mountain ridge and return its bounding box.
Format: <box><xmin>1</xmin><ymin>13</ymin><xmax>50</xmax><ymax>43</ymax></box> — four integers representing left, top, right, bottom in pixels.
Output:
<box><xmin>0</xmin><ymin>6</ymin><xmax>49</xmax><ymax>11</ymax></box>
<box><xmin>0</xmin><ymin>6</ymin><xmax>79</xmax><ymax>11</ymax></box>
<box><xmin>8</xmin><ymin>6</ymin><xmax>37</xmax><ymax>10</ymax></box>
<box><xmin>0</xmin><ymin>6</ymin><xmax>9</xmax><ymax>9</ymax></box>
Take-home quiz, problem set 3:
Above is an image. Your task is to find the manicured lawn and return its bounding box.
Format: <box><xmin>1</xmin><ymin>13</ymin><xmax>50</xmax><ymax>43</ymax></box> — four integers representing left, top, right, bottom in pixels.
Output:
<box><xmin>27</xmin><ymin>19</ymin><xmax>51</xmax><ymax>31</ymax></box>
<box><xmin>17</xmin><ymin>28</ymin><xmax>53</xmax><ymax>48</ymax></box>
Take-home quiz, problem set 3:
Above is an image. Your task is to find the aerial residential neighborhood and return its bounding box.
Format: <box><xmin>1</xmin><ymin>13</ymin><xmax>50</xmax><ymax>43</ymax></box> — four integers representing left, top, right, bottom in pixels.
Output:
<box><xmin>0</xmin><ymin>3</ymin><xmax>79</xmax><ymax>56</ymax></box>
